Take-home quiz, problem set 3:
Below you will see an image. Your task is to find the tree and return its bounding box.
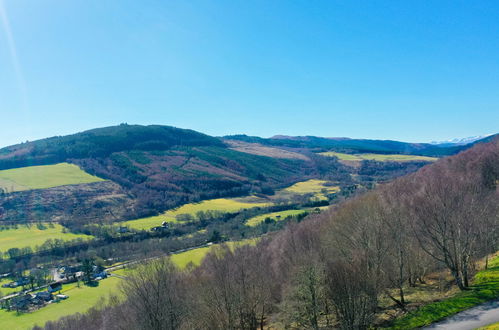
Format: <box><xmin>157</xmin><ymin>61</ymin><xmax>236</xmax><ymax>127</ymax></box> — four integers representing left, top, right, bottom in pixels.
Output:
<box><xmin>118</xmin><ymin>259</ymin><xmax>187</xmax><ymax>330</ymax></box>
<box><xmin>81</xmin><ymin>259</ymin><xmax>95</xmax><ymax>284</ymax></box>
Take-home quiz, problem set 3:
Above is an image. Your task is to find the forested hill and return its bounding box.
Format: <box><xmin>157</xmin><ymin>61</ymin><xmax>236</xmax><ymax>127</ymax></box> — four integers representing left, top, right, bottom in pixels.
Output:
<box><xmin>0</xmin><ymin>124</ymin><xmax>225</xmax><ymax>170</ymax></box>
<box><xmin>224</xmin><ymin>133</ymin><xmax>498</xmax><ymax>156</ymax></box>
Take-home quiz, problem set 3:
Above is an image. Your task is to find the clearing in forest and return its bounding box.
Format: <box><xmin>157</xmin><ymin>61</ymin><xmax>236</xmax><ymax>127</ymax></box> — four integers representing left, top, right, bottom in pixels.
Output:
<box><xmin>0</xmin><ymin>163</ymin><xmax>104</xmax><ymax>193</ymax></box>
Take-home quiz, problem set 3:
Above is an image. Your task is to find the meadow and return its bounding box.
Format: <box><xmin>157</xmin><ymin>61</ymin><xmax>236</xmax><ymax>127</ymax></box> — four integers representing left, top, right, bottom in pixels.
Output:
<box><xmin>0</xmin><ymin>163</ymin><xmax>104</xmax><ymax>193</ymax></box>
<box><xmin>0</xmin><ymin>224</ymin><xmax>92</xmax><ymax>252</ymax></box>
<box><xmin>0</xmin><ymin>277</ymin><xmax>122</xmax><ymax>329</ymax></box>
<box><xmin>319</xmin><ymin>151</ymin><xmax>438</xmax><ymax>162</ymax></box>
<box><xmin>123</xmin><ymin>198</ymin><xmax>271</xmax><ymax>230</ymax></box>
<box><xmin>281</xmin><ymin>179</ymin><xmax>340</xmax><ymax>200</ymax></box>
<box><xmin>245</xmin><ymin>209</ymin><xmax>309</xmax><ymax>227</ymax></box>
<box><xmin>170</xmin><ymin>238</ymin><xmax>258</xmax><ymax>269</ymax></box>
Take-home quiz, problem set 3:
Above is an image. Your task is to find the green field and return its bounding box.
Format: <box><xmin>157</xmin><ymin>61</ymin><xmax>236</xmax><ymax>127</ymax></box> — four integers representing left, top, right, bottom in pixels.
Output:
<box><xmin>0</xmin><ymin>277</ymin><xmax>122</xmax><ymax>329</ymax></box>
<box><xmin>283</xmin><ymin>179</ymin><xmax>340</xmax><ymax>194</ymax></box>
<box><xmin>170</xmin><ymin>238</ymin><xmax>258</xmax><ymax>269</ymax></box>
<box><xmin>123</xmin><ymin>198</ymin><xmax>271</xmax><ymax>230</ymax></box>
<box><xmin>0</xmin><ymin>224</ymin><xmax>93</xmax><ymax>252</ymax></box>
<box><xmin>319</xmin><ymin>152</ymin><xmax>437</xmax><ymax>162</ymax></box>
<box><xmin>280</xmin><ymin>179</ymin><xmax>340</xmax><ymax>201</ymax></box>
<box><xmin>389</xmin><ymin>254</ymin><xmax>499</xmax><ymax>329</ymax></box>
<box><xmin>0</xmin><ymin>163</ymin><xmax>104</xmax><ymax>193</ymax></box>
<box><xmin>245</xmin><ymin>209</ymin><xmax>308</xmax><ymax>227</ymax></box>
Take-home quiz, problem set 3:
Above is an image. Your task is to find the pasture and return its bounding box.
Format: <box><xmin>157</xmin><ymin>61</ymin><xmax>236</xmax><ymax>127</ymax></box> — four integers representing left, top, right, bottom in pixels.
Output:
<box><xmin>0</xmin><ymin>163</ymin><xmax>104</xmax><ymax>193</ymax></box>
<box><xmin>170</xmin><ymin>238</ymin><xmax>259</xmax><ymax>269</ymax></box>
<box><xmin>123</xmin><ymin>198</ymin><xmax>271</xmax><ymax>230</ymax></box>
<box><xmin>0</xmin><ymin>277</ymin><xmax>122</xmax><ymax>329</ymax></box>
<box><xmin>245</xmin><ymin>209</ymin><xmax>308</xmax><ymax>227</ymax></box>
<box><xmin>0</xmin><ymin>224</ymin><xmax>92</xmax><ymax>252</ymax></box>
<box><xmin>281</xmin><ymin>179</ymin><xmax>340</xmax><ymax>201</ymax></box>
<box><xmin>319</xmin><ymin>151</ymin><xmax>437</xmax><ymax>162</ymax></box>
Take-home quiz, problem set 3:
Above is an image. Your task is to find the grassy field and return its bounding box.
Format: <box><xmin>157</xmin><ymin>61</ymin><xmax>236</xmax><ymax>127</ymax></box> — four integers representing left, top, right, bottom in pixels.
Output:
<box><xmin>389</xmin><ymin>254</ymin><xmax>499</xmax><ymax>329</ymax></box>
<box><xmin>245</xmin><ymin>209</ymin><xmax>308</xmax><ymax>227</ymax></box>
<box><xmin>0</xmin><ymin>224</ymin><xmax>92</xmax><ymax>252</ymax></box>
<box><xmin>0</xmin><ymin>278</ymin><xmax>21</xmax><ymax>296</ymax></box>
<box><xmin>0</xmin><ymin>277</ymin><xmax>122</xmax><ymax>329</ymax></box>
<box><xmin>170</xmin><ymin>238</ymin><xmax>258</xmax><ymax>269</ymax></box>
<box><xmin>319</xmin><ymin>151</ymin><xmax>438</xmax><ymax>162</ymax></box>
<box><xmin>123</xmin><ymin>198</ymin><xmax>271</xmax><ymax>230</ymax></box>
<box><xmin>0</xmin><ymin>163</ymin><xmax>104</xmax><ymax>193</ymax></box>
<box><xmin>281</xmin><ymin>179</ymin><xmax>339</xmax><ymax>201</ymax></box>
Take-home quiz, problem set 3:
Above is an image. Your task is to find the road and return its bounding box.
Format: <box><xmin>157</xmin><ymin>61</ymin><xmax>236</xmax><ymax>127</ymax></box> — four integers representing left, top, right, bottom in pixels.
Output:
<box><xmin>423</xmin><ymin>299</ymin><xmax>499</xmax><ymax>330</ymax></box>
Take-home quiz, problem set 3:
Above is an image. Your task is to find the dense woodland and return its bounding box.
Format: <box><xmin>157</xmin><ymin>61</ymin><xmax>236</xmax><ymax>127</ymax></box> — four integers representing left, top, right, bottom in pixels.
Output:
<box><xmin>40</xmin><ymin>137</ymin><xmax>499</xmax><ymax>329</ymax></box>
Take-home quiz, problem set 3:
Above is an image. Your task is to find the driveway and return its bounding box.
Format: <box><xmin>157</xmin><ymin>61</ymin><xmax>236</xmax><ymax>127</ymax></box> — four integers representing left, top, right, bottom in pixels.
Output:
<box><xmin>423</xmin><ymin>299</ymin><xmax>499</xmax><ymax>330</ymax></box>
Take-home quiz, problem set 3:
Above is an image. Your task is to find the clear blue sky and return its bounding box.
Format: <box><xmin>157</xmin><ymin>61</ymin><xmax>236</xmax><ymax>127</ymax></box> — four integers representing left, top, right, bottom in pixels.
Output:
<box><xmin>1</xmin><ymin>0</ymin><xmax>498</xmax><ymax>147</ymax></box>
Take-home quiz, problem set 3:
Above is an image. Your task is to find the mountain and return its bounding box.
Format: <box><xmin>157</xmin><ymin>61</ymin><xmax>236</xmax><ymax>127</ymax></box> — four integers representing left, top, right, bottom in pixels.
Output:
<box><xmin>430</xmin><ymin>134</ymin><xmax>494</xmax><ymax>146</ymax></box>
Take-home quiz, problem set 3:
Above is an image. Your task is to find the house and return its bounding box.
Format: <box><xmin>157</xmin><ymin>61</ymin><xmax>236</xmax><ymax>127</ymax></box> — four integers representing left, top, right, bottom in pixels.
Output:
<box><xmin>35</xmin><ymin>291</ymin><xmax>53</xmax><ymax>302</ymax></box>
<box><xmin>48</xmin><ymin>282</ymin><xmax>62</xmax><ymax>293</ymax></box>
<box><xmin>117</xmin><ymin>226</ymin><xmax>129</xmax><ymax>233</ymax></box>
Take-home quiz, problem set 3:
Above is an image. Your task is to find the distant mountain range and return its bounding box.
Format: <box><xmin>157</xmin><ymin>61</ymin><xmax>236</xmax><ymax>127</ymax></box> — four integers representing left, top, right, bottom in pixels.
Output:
<box><xmin>430</xmin><ymin>135</ymin><xmax>493</xmax><ymax>146</ymax></box>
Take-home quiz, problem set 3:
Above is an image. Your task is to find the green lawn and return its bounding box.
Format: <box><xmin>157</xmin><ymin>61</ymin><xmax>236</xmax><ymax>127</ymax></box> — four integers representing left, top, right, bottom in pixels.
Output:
<box><xmin>0</xmin><ymin>224</ymin><xmax>92</xmax><ymax>252</ymax></box>
<box><xmin>388</xmin><ymin>254</ymin><xmax>499</xmax><ymax>329</ymax></box>
<box><xmin>0</xmin><ymin>163</ymin><xmax>104</xmax><ymax>193</ymax></box>
<box><xmin>0</xmin><ymin>277</ymin><xmax>122</xmax><ymax>329</ymax></box>
<box><xmin>319</xmin><ymin>151</ymin><xmax>437</xmax><ymax>162</ymax></box>
<box><xmin>245</xmin><ymin>209</ymin><xmax>308</xmax><ymax>227</ymax></box>
<box><xmin>0</xmin><ymin>278</ymin><xmax>21</xmax><ymax>296</ymax></box>
<box><xmin>123</xmin><ymin>198</ymin><xmax>271</xmax><ymax>230</ymax></box>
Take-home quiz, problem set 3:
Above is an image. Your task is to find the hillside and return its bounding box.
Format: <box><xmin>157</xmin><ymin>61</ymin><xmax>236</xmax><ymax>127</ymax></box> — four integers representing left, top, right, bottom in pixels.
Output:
<box><xmin>0</xmin><ymin>125</ymin><xmax>445</xmax><ymax>224</ymax></box>
<box><xmin>39</xmin><ymin>135</ymin><xmax>498</xmax><ymax>330</ymax></box>
<box><xmin>0</xmin><ymin>124</ymin><xmax>224</xmax><ymax>170</ymax></box>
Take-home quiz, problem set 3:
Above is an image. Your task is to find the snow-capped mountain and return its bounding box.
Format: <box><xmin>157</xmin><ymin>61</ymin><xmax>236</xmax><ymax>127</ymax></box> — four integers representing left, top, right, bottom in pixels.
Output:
<box><xmin>430</xmin><ymin>135</ymin><xmax>493</xmax><ymax>146</ymax></box>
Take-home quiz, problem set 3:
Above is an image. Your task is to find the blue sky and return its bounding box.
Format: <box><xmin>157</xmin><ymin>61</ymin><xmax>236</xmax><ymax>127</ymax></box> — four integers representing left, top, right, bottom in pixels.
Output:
<box><xmin>0</xmin><ymin>0</ymin><xmax>498</xmax><ymax>147</ymax></box>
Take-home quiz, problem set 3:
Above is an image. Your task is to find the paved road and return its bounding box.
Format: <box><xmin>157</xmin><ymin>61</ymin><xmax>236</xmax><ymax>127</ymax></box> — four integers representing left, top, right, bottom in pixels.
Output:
<box><xmin>423</xmin><ymin>299</ymin><xmax>499</xmax><ymax>330</ymax></box>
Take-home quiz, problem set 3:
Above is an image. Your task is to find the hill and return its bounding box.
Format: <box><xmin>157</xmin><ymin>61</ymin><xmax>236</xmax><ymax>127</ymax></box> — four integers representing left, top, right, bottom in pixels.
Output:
<box><xmin>0</xmin><ymin>124</ymin><xmax>224</xmax><ymax>170</ymax></box>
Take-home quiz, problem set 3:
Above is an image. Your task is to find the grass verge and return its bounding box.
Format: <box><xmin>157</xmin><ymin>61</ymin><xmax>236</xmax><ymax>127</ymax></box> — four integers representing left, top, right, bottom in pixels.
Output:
<box><xmin>388</xmin><ymin>254</ymin><xmax>499</xmax><ymax>329</ymax></box>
